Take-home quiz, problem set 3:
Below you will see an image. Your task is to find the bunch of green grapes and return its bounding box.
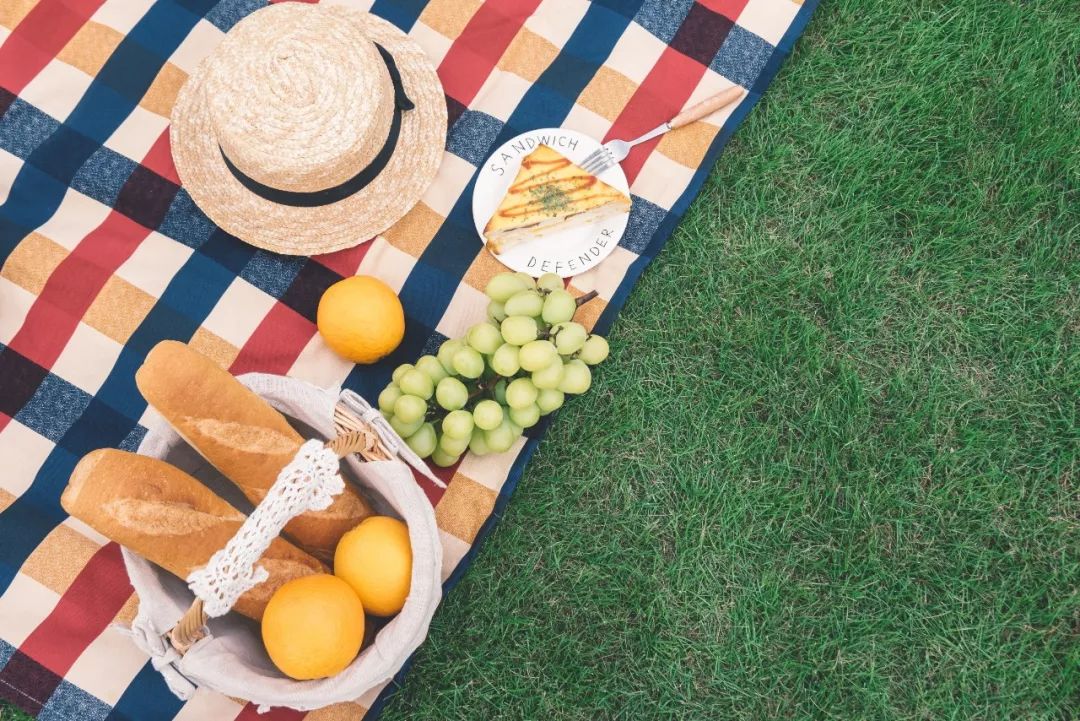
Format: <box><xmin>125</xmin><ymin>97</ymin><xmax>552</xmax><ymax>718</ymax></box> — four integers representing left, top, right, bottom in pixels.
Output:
<box><xmin>378</xmin><ymin>271</ymin><xmax>611</xmax><ymax>467</ymax></box>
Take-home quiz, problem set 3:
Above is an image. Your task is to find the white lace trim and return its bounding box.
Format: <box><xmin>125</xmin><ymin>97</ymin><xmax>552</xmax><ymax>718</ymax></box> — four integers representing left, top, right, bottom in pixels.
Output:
<box><xmin>187</xmin><ymin>439</ymin><xmax>344</xmax><ymax>617</ymax></box>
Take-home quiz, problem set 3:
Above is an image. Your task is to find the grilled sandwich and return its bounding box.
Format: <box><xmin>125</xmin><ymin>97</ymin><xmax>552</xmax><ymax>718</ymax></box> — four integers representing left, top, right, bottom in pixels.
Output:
<box><xmin>484</xmin><ymin>144</ymin><xmax>632</xmax><ymax>255</ymax></box>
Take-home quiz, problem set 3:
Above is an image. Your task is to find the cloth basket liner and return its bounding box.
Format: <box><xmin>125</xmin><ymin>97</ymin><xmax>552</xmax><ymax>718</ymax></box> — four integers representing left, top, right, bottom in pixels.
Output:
<box><xmin>122</xmin><ymin>372</ymin><xmax>444</xmax><ymax>711</ymax></box>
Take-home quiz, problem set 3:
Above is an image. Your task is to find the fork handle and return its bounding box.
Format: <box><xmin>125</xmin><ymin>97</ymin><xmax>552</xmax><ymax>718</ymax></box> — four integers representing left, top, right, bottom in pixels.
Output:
<box><xmin>669</xmin><ymin>86</ymin><xmax>744</xmax><ymax>129</ymax></box>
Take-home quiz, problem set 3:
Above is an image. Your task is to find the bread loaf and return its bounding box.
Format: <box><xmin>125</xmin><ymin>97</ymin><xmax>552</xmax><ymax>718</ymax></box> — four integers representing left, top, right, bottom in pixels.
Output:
<box><xmin>135</xmin><ymin>341</ymin><xmax>373</xmax><ymax>561</ymax></box>
<box><xmin>61</xmin><ymin>449</ymin><xmax>325</xmax><ymax>621</ymax></box>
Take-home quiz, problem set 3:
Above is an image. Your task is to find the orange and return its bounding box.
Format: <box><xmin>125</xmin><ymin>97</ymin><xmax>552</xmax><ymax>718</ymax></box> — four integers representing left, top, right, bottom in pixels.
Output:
<box><xmin>334</xmin><ymin>516</ymin><xmax>412</xmax><ymax>617</ymax></box>
<box><xmin>261</xmin><ymin>574</ymin><xmax>364</xmax><ymax>680</ymax></box>
<box><xmin>317</xmin><ymin>276</ymin><xmax>404</xmax><ymax>364</ymax></box>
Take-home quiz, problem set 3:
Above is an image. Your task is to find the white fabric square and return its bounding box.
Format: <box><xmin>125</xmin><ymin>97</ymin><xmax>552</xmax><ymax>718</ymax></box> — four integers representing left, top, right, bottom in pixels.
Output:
<box><xmin>438</xmin><ymin>528</ymin><xmax>471</xmax><ymax>582</ymax></box>
<box><xmin>562</xmin><ymin>103</ymin><xmax>613</xmax><ymax>142</ymax></box>
<box><xmin>356</xmin><ymin>237</ymin><xmax>416</xmax><ymax>293</ymax></box>
<box><xmin>0</xmin><ymin>574</ymin><xmax>59</xmax><ymax>647</ymax></box>
<box><xmin>105</xmin><ymin>104</ymin><xmax>170</xmax><ymax>159</ymax></box>
<box><xmin>19</xmin><ymin>59</ymin><xmax>94</xmax><ymax>123</ymax></box>
<box><xmin>473</xmin><ymin>71</ymin><xmax>531</xmax><ymax>123</ymax></box>
<box><xmin>435</xmin><ymin>281</ymin><xmax>489</xmax><ymax>341</ymax></box>
<box><xmin>420</xmin><ymin>151</ymin><xmax>474</xmax><ymax>218</ymax></box>
<box><xmin>52</xmin><ymin>321</ymin><xmax>124</xmax><ymax>395</ymax></box>
<box><xmin>288</xmin><ymin>334</ymin><xmax>356</xmax><ymax>390</ymax></box>
<box><xmin>91</xmin><ymin>0</ymin><xmax>156</xmax><ymax>35</ymax></box>
<box><xmin>527</xmin><ymin>0</ymin><xmax>590</xmax><ymax>47</ymax></box>
<box><xmin>115</xmin><ymin>230</ymin><xmax>192</xmax><ymax>298</ymax></box>
<box><xmin>201</xmin><ymin>277</ymin><xmax>276</xmax><ymax>348</ymax></box>
<box><xmin>0</xmin><ymin>146</ymin><xmax>19</xmax><ymax>205</ymax></box>
<box><xmin>0</xmin><ymin>277</ymin><xmax>35</xmax><ymax>345</ymax></box>
<box><xmin>457</xmin><ymin>435</ymin><xmax>527</xmax><ymax>493</ymax></box>
<box><xmin>605</xmin><ymin>22</ymin><xmax>667</xmax><ymax>85</ymax></box>
<box><xmin>737</xmin><ymin>0</ymin><xmax>800</xmax><ymax>46</ymax></box>
<box><xmin>632</xmin><ymin>150</ymin><xmax>693</xmax><ymax>209</ymax></box>
<box><xmin>0</xmin><ymin>419</ymin><xmax>56</xmax><ymax>499</ymax></box>
<box><xmin>65</xmin><ymin>625</ymin><xmax>152</xmax><ymax>706</ymax></box>
<box><xmin>169</xmin><ymin>19</ymin><xmax>224</xmax><ymax>75</ymax></box>
<box><xmin>407</xmin><ymin>20</ymin><xmax>454</xmax><ymax>68</ymax></box>
<box><xmin>36</xmin><ymin>187</ymin><xmax>112</xmax><ymax>251</ymax></box>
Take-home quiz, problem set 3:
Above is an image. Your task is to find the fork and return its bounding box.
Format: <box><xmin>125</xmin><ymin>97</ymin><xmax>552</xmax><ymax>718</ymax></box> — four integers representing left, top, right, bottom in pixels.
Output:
<box><xmin>579</xmin><ymin>86</ymin><xmax>745</xmax><ymax>176</ymax></box>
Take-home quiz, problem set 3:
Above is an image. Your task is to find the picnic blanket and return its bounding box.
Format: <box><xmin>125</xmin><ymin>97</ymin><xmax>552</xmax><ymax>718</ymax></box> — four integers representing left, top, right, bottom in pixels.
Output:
<box><xmin>0</xmin><ymin>0</ymin><xmax>817</xmax><ymax>719</ymax></box>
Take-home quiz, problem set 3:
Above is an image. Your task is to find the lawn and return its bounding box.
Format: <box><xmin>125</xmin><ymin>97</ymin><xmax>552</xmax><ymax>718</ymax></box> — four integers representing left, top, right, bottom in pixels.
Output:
<box><xmin>4</xmin><ymin>0</ymin><xmax>1077</xmax><ymax>719</ymax></box>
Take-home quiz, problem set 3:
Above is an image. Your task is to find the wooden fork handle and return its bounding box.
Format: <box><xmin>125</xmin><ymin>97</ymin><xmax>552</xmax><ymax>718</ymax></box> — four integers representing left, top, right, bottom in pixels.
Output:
<box><xmin>669</xmin><ymin>86</ymin><xmax>745</xmax><ymax>129</ymax></box>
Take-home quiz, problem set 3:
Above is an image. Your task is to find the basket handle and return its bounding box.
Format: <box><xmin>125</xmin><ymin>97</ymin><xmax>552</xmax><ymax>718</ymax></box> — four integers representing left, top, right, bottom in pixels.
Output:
<box><xmin>167</xmin><ymin>410</ymin><xmax>388</xmax><ymax>653</ymax></box>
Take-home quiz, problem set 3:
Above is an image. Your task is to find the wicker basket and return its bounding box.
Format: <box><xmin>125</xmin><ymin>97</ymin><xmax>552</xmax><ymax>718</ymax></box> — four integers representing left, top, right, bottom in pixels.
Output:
<box><xmin>120</xmin><ymin>373</ymin><xmax>444</xmax><ymax>712</ymax></box>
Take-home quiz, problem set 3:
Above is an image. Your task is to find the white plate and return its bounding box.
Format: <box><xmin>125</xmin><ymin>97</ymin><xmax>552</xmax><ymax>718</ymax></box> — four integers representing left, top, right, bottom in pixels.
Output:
<box><xmin>471</xmin><ymin>127</ymin><xmax>630</xmax><ymax>278</ymax></box>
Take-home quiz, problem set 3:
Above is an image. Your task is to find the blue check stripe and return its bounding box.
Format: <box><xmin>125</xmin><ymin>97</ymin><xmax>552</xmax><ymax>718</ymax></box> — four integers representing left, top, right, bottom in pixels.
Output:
<box><xmin>0</xmin><ymin>0</ymin><xmax>220</xmax><ymax>265</ymax></box>
<box><xmin>0</xmin><ymin>0</ymin><xmax>223</xmax><ymax>596</ymax></box>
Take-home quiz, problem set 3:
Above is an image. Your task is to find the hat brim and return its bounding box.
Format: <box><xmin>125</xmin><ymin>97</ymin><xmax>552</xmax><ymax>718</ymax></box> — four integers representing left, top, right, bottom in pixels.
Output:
<box><xmin>170</xmin><ymin>11</ymin><xmax>447</xmax><ymax>256</ymax></box>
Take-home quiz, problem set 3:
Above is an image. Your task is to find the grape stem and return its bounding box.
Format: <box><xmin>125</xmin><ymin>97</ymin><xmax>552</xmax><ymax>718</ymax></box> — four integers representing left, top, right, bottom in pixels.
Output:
<box><xmin>575</xmin><ymin>290</ymin><xmax>599</xmax><ymax>306</ymax></box>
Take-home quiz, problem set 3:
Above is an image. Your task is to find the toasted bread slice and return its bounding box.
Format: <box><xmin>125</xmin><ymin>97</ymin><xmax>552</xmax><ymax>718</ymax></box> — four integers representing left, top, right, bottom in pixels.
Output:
<box><xmin>484</xmin><ymin>144</ymin><xmax>631</xmax><ymax>254</ymax></box>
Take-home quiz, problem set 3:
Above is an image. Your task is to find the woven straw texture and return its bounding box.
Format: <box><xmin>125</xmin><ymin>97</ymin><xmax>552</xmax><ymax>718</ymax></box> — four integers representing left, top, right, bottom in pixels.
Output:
<box><xmin>171</xmin><ymin>4</ymin><xmax>447</xmax><ymax>255</ymax></box>
<box><xmin>0</xmin><ymin>0</ymin><xmax>817</xmax><ymax>719</ymax></box>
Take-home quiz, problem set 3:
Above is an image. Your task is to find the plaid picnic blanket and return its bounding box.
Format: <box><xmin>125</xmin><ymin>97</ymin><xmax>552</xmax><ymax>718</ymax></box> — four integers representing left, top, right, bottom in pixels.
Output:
<box><xmin>0</xmin><ymin>0</ymin><xmax>816</xmax><ymax>718</ymax></box>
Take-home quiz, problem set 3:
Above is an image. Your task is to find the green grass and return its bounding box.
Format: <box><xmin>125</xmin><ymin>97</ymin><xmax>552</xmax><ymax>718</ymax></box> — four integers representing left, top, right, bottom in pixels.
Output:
<box><xmin>5</xmin><ymin>1</ymin><xmax>1078</xmax><ymax>719</ymax></box>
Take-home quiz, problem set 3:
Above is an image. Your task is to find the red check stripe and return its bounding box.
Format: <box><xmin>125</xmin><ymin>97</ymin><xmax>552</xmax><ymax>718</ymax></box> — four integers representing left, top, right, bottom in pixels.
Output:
<box><xmin>229</xmin><ymin>303</ymin><xmax>316</xmax><ymax>376</ymax></box>
<box><xmin>605</xmin><ymin>48</ymin><xmax>709</xmax><ymax>185</ymax></box>
<box><xmin>229</xmin><ymin>244</ymin><xmax>371</xmax><ymax>376</ymax></box>
<box><xmin>0</xmin><ymin>0</ymin><xmax>106</xmax><ymax>95</ymax></box>
<box><xmin>436</xmin><ymin>0</ymin><xmax>541</xmax><ymax>107</ymax></box>
<box><xmin>17</xmin><ymin>543</ymin><xmax>132</xmax><ymax>677</ymax></box>
<box><xmin>5</xmin><ymin>211</ymin><xmax>148</xmax><ymax>369</ymax></box>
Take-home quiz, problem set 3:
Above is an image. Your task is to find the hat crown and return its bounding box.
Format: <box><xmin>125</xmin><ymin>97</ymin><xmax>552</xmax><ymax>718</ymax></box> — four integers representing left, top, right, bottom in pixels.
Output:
<box><xmin>205</xmin><ymin>4</ymin><xmax>394</xmax><ymax>194</ymax></box>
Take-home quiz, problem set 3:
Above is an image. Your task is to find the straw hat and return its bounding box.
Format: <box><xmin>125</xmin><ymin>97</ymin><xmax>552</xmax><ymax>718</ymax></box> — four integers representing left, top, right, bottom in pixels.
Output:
<box><xmin>171</xmin><ymin>3</ymin><xmax>447</xmax><ymax>255</ymax></box>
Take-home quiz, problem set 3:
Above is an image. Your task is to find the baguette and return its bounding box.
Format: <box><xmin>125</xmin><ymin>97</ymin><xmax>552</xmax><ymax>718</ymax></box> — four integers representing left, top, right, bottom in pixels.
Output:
<box><xmin>135</xmin><ymin>341</ymin><xmax>373</xmax><ymax>561</ymax></box>
<box><xmin>61</xmin><ymin>449</ymin><xmax>325</xmax><ymax>621</ymax></box>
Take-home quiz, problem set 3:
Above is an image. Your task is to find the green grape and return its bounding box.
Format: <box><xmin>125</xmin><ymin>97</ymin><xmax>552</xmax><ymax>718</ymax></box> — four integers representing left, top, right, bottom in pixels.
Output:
<box><xmin>541</xmin><ymin>289</ymin><xmax>577</xmax><ymax>325</ymax></box>
<box><xmin>559</xmin><ymin>359</ymin><xmax>592</xmax><ymax>394</ymax></box>
<box><xmin>487</xmin><ymin>300</ymin><xmax>507</xmax><ymax>322</ymax></box>
<box><xmin>578</xmin><ymin>334</ymin><xmax>610</xmax><ymax>365</ymax></box>
<box><xmin>452</xmin><ymin>347</ymin><xmax>485</xmax><ymax>379</ymax></box>
<box><xmin>500</xmin><ymin>316</ymin><xmax>538</xmax><ymax>345</ymax></box>
<box><xmin>493</xmin><ymin>379</ymin><xmax>508</xmax><ymax>404</ymax></box>
<box><xmin>430</xmin><ymin>447</ymin><xmax>460</xmax><ymax>467</ymax></box>
<box><xmin>439</xmin><ymin>432</ymin><xmax>470</xmax><ymax>456</ymax></box>
<box><xmin>473</xmin><ymin>399</ymin><xmax>504</xmax><ymax>430</ymax></box>
<box><xmin>484</xmin><ymin>419</ymin><xmax>517</xmax><ymax>453</ymax></box>
<box><xmin>536</xmin><ymin>388</ymin><xmax>564</xmax><ymax>414</ymax></box>
<box><xmin>435</xmin><ymin>377</ymin><xmax>468</xmax><ymax>410</ymax></box>
<box><xmin>391</xmin><ymin>363</ymin><xmax>413</xmax><ymax>384</ymax></box>
<box><xmin>415</xmin><ymin>355</ymin><xmax>448</xmax><ymax>384</ymax></box>
<box><xmin>437</xmin><ymin>339</ymin><xmax>465</xmax><ymax>373</ymax></box>
<box><xmin>405</xmin><ymin>422</ymin><xmax>437</xmax><ymax>458</ymax></box>
<box><xmin>484</xmin><ymin>273</ymin><xmax>529</xmax><ymax>302</ymax></box>
<box><xmin>442</xmin><ymin>409</ymin><xmax>475</xmax><ymax>439</ymax></box>
<box><xmin>393</xmin><ymin>394</ymin><xmax>427</xmax><ymax>424</ymax></box>
<box><xmin>531</xmin><ymin>355</ymin><xmax>564</xmax><ymax>390</ymax></box>
<box><xmin>390</xmin><ymin>414</ymin><xmax>423</xmax><ymax>438</ymax></box>
<box><xmin>380</xmin><ymin>409</ymin><xmax>392</xmax><ymax>421</ymax></box>
<box><xmin>399</xmin><ymin>369</ymin><xmax>434</xmax><ymax>399</ymax></box>
<box><xmin>536</xmin><ymin>272</ymin><xmax>563</xmax><ymax>292</ymax></box>
<box><xmin>508</xmin><ymin>420</ymin><xmax>524</xmax><ymax>436</ymax></box>
<box><xmin>514</xmin><ymin>272</ymin><xmax>537</xmax><ymax>289</ymax></box>
<box><xmin>518</xmin><ymin>339</ymin><xmax>557</xmax><ymax>372</ymax></box>
<box><xmin>509</xmin><ymin>403</ymin><xmax>540</xmax><ymax>428</ymax></box>
<box><xmin>378</xmin><ymin>384</ymin><xmax>402</xmax><ymax>413</ymax></box>
<box><xmin>469</xmin><ymin>427</ymin><xmax>492</xmax><ymax>455</ymax></box>
<box><xmin>552</xmin><ymin>322</ymin><xmax>587</xmax><ymax>355</ymax></box>
<box><xmin>490</xmin><ymin>343</ymin><xmax>521</xmax><ymax>376</ymax></box>
<box><xmin>505</xmin><ymin>378</ymin><xmax>538</xmax><ymax>408</ymax></box>
<box><xmin>466</xmin><ymin>322</ymin><xmax>503</xmax><ymax>355</ymax></box>
<box><xmin>504</xmin><ymin>290</ymin><xmax>544</xmax><ymax>317</ymax></box>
